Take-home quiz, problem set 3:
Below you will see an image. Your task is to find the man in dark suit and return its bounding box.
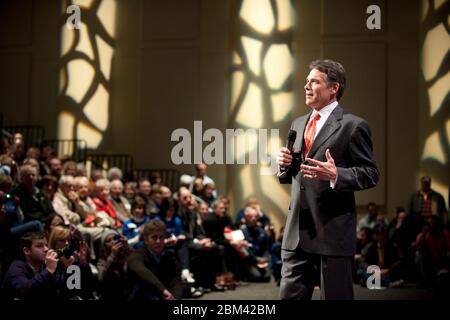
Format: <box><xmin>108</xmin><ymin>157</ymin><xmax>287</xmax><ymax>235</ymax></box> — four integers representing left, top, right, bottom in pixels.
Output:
<box><xmin>277</xmin><ymin>59</ymin><xmax>379</xmax><ymax>300</ymax></box>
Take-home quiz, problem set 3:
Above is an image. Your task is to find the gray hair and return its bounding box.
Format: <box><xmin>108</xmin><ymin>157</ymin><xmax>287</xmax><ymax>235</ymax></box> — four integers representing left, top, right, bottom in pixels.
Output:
<box><xmin>110</xmin><ymin>178</ymin><xmax>124</xmax><ymax>188</ymax></box>
<box><xmin>74</xmin><ymin>176</ymin><xmax>89</xmax><ymax>187</ymax></box>
<box><xmin>107</xmin><ymin>167</ymin><xmax>123</xmax><ymax>180</ymax></box>
<box><xmin>19</xmin><ymin>164</ymin><xmax>37</xmax><ymax>179</ymax></box>
<box><xmin>95</xmin><ymin>178</ymin><xmax>111</xmax><ymax>190</ymax></box>
<box><xmin>59</xmin><ymin>175</ymin><xmax>75</xmax><ymax>187</ymax></box>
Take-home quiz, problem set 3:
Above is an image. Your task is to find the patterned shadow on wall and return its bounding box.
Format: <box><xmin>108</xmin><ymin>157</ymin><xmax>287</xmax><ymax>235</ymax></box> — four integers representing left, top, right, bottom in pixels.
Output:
<box><xmin>57</xmin><ymin>0</ymin><xmax>116</xmax><ymax>157</ymax></box>
<box><xmin>228</xmin><ymin>0</ymin><xmax>296</xmax><ymax>229</ymax></box>
<box><xmin>420</xmin><ymin>0</ymin><xmax>450</xmax><ymax>206</ymax></box>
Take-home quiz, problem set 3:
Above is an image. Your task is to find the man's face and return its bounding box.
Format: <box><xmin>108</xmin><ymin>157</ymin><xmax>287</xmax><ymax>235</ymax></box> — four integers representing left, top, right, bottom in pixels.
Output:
<box><xmin>76</xmin><ymin>181</ymin><xmax>89</xmax><ymax>199</ymax></box>
<box><xmin>110</xmin><ymin>182</ymin><xmax>123</xmax><ymax>198</ymax></box>
<box><xmin>304</xmin><ymin>68</ymin><xmax>338</xmax><ymax>110</ymax></box>
<box><xmin>25</xmin><ymin>238</ymin><xmax>48</xmax><ymax>264</ymax></box>
<box><xmin>151</xmin><ymin>192</ymin><xmax>162</xmax><ymax>205</ymax></box>
<box><xmin>64</xmin><ymin>164</ymin><xmax>77</xmax><ymax>177</ymax></box>
<box><xmin>161</xmin><ymin>186</ymin><xmax>171</xmax><ymax>199</ymax></box>
<box><xmin>245</xmin><ymin>208</ymin><xmax>259</xmax><ymax>227</ymax></box>
<box><xmin>61</xmin><ymin>178</ymin><xmax>76</xmax><ymax>196</ymax></box>
<box><xmin>139</xmin><ymin>181</ymin><xmax>151</xmax><ymax>197</ymax></box>
<box><xmin>196</xmin><ymin>164</ymin><xmax>206</xmax><ymax>177</ymax></box>
<box><xmin>398</xmin><ymin>211</ymin><xmax>406</xmax><ymax>223</ymax></box>
<box><xmin>214</xmin><ymin>202</ymin><xmax>226</xmax><ymax>217</ymax></box>
<box><xmin>179</xmin><ymin>190</ymin><xmax>192</xmax><ymax>208</ymax></box>
<box><xmin>199</xmin><ymin>204</ymin><xmax>209</xmax><ymax>220</ymax></box>
<box><xmin>421</xmin><ymin>177</ymin><xmax>431</xmax><ymax>192</ymax></box>
<box><xmin>358</xmin><ymin>229</ymin><xmax>367</xmax><ymax>242</ymax></box>
<box><xmin>368</xmin><ymin>205</ymin><xmax>378</xmax><ymax>218</ymax></box>
<box><xmin>204</xmin><ymin>186</ymin><xmax>214</xmax><ymax>198</ymax></box>
<box><xmin>50</xmin><ymin>159</ymin><xmax>62</xmax><ymax>175</ymax></box>
<box><xmin>22</xmin><ymin>168</ymin><xmax>38</xmax><ymax>188</ymax></box>
<box><xmin>145</xmin><ymin>230</ymin><xmax>165</xmax><ymax>256</ymax></box>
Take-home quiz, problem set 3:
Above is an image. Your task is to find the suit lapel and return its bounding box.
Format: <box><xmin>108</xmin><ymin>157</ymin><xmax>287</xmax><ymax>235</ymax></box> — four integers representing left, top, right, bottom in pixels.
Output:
<box><xmin>308</xmin><ymin>105</ymin><xmax>343</xmax><ymax>158</ymax></box>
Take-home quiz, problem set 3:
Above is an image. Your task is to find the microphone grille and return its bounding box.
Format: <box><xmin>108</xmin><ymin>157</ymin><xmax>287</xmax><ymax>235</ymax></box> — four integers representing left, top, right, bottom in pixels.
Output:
<box><xmin>287</xmin><ymin>129</ymin><xmax>297</xmax><ymax>142</ymax></box>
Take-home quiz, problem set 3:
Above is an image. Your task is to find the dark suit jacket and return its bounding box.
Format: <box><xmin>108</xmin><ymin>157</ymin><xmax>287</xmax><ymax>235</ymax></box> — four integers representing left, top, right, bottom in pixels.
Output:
<box><xmin>279</xmin><ymin>105</ymin><xmax>379</xmax><ymax>256</ymax></box>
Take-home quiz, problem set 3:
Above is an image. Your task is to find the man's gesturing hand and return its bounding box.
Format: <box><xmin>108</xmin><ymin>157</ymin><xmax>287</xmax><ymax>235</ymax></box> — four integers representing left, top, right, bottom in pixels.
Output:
<box><xmin>300</xmin><ymin>149</ymin><xmax>337</xmax><ymax>181</ymax></box>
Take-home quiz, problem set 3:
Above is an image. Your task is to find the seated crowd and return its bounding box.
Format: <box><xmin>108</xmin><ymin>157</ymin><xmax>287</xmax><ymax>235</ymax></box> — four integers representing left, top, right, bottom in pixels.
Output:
<box><xmin>354</xmin><ymin>194</ymin><xmax>450</xmax><ymax>293</ymax></box>
<box><xmin>0</xmin><ymin>134</ymin><xmax>279</xmax><ymax>300</ymax></box>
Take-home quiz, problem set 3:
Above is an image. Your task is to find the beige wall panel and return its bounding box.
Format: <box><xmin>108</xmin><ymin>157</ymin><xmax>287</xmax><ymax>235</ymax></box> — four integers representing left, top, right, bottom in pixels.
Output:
<box><xmin>322</xmin><ymin>41</ymin><xmax>386</xmax><ymax>207</ymax></box>
<box><xmin>0</xmin><ymin>54</ymin><xmax>31</xmax><ymax>124</ymax></box>
<box><xmin>142</xmin><ymin>0</ymin><xmax>200</xmax><ymax>41</ymax></box>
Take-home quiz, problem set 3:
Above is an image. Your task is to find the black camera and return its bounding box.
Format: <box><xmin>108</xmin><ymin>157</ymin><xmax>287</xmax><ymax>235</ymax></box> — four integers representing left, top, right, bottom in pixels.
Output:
<box><xmin>56</xmin><ymin>238</ymin><xmax>80</xmax><ymax>258</ymax></box>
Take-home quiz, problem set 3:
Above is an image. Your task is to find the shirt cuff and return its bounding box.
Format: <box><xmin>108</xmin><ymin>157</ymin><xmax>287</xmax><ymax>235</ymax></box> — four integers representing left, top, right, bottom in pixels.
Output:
<box><xmin>330</xmin><ymin>171</ymin><xmax>338</xmax><ymax>189</ymax></box>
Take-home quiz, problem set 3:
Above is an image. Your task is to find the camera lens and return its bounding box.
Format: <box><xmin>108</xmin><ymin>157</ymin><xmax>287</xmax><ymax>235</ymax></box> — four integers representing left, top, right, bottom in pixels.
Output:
<box><xmin>55</xmin><ymin>248</ymin><xmax>64</xmax><ymax>258</ymax></box>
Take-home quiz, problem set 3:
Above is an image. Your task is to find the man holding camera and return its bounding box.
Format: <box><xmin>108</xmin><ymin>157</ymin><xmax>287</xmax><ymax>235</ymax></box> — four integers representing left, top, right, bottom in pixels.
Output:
<box><xmin>2</xmin><ymin>232</ymin><xmax>65</xmax><ymax>300</ymax></box>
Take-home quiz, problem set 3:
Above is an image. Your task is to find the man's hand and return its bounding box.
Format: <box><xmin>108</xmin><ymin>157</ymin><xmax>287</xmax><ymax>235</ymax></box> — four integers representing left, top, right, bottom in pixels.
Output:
<box><xmin>277</xmin><ymin>147</ymin><xmax>293</xmax><ymax>168</ymax></box>
<box><xmin>300</xmin><ymin>149</ymin><xmax>337</xmax><ymax>181</ymax></box>
<box><xmin>45</xmin><ymin>250</ymin><xmax>59</xmax><ymax>274</ymax></box>
<box><xmin>162</xmin><ymin>289</ymin><xmax>175</xmax><ymax>300</ymax></box>
<box><xmin>67</xmin><ymin>190</ymin><xmax>79</xmax><ymax>203</ymax></box>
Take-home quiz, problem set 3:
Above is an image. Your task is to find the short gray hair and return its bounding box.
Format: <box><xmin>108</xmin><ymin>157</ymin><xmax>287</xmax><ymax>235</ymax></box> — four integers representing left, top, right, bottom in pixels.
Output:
<box><xmin>96</xmin><ymin>178</ymin><xmax>111</xmax><ymax>190</ymax></box>
<box><xmin>107</xmin><ymin>167</ymin><xmax>123</xmax><ymax>180</ymax></box>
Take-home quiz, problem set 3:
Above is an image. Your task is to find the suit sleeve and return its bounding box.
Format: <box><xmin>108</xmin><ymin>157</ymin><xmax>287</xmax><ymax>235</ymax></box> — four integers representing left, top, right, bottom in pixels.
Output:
<box><xmin>334</xmin><ymin>120</ymin><xmax>379</xmax><ymax>191</ymax></box>
<box><xmin>278</xmin><ymin>159</ymin><xmax>301</xmax><ymax>185</ymax></box>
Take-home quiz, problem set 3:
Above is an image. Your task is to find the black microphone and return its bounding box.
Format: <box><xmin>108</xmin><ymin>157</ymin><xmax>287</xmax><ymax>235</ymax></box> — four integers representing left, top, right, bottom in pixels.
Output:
<box><xmin>281</xmin><ymin>129</ymin><xmax>296</xmax><ymax>171</ymax></box>
<box><xmin>286</xmin><ymin>129</ymin><xmax>297</xmax><ymax>152</ymax></box>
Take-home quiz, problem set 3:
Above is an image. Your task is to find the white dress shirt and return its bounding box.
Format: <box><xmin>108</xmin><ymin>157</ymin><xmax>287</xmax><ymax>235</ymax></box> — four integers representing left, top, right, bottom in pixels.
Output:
<box><xmin>310</xmin><ymin>100</ymin><xmax>338</xmax><ymax>139</ymax></box>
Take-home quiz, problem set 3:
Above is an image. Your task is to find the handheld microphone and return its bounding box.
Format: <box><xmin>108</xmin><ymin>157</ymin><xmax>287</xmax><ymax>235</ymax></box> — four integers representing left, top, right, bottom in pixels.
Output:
<box><xmin>286</xmin><ymin>129</ymin><xmax>297</xmax><ymax>152</ymax></box>
<box><xmin>281</xmin><ymin>129</ymin><xmax>296</xmax><ymax>171</ymax></box>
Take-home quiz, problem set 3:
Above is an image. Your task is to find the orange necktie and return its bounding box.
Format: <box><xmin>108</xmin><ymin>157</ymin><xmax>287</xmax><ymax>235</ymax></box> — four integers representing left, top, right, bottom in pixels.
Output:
<box><xmin>303</xmin><ymin>112</ymin><xmax>321</xmax><ymax>157</ymax></box>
